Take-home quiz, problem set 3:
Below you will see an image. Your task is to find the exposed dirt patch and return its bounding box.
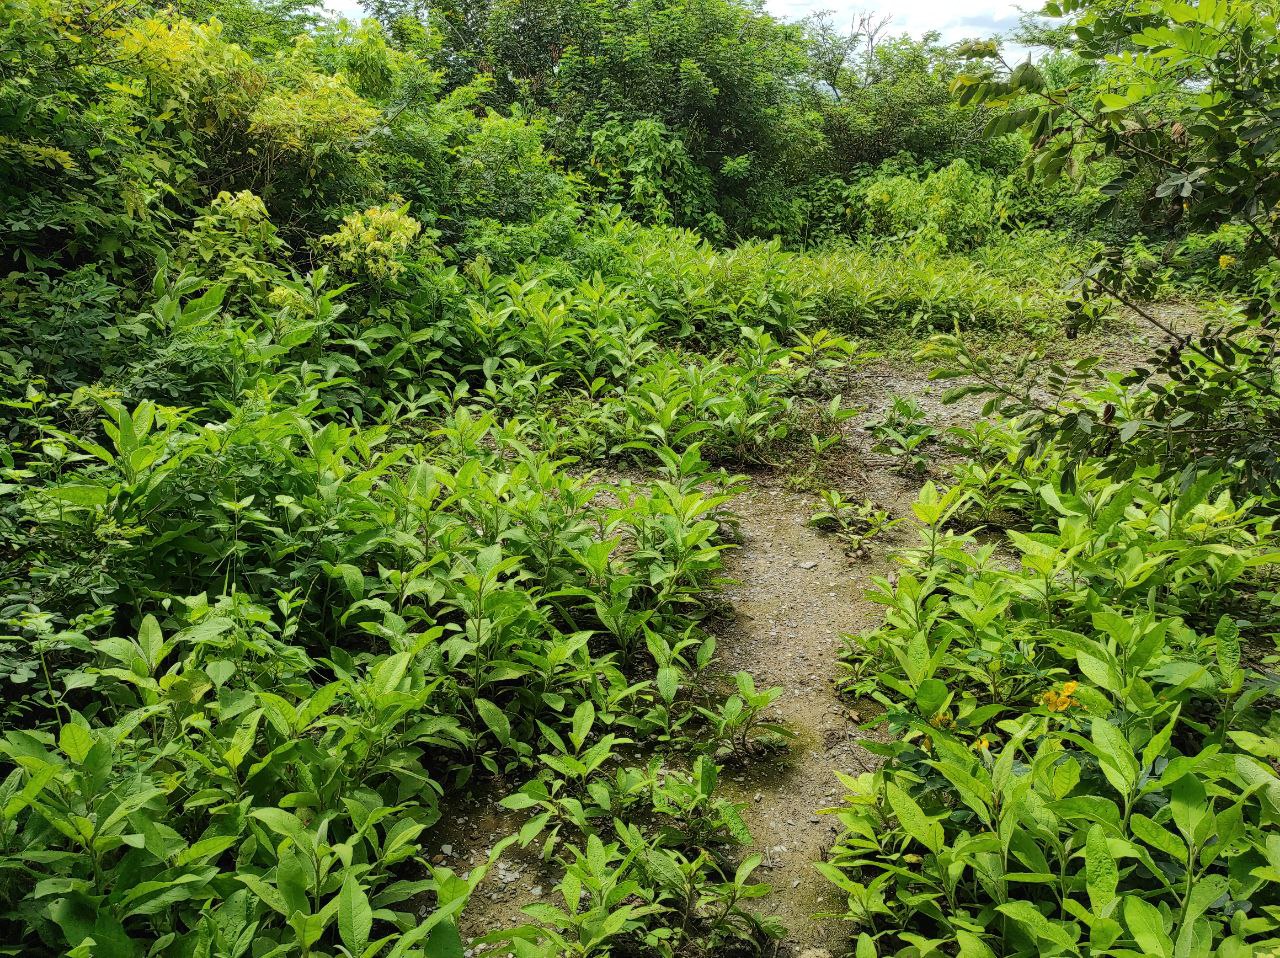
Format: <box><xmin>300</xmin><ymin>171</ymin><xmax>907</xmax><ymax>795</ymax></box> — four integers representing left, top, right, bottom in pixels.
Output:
<box><xmin>704</xmin><ymin>355</ymin><xmax>997</xmax><ymax>952</ymax></box>
<box><xmin>711</xmin><ymin>480</ymin><xmax>894</xmax><ymax>953</ymax></box>
<box><xmin>428</xmin><ymin>786</ymin><xmax>557</xmax><ymax>944</ymax></box>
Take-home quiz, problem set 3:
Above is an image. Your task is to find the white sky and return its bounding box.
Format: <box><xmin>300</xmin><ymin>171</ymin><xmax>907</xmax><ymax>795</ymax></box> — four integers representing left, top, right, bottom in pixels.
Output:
<box><xmin>767</xmin><ymin>0</ymin><xmax>1027</xmax><ymax>43</ymax></box>
<box><xmin>323</xmin><ymin>0</ymin><xmax>1029</xmax><ymax>45</ymax></box>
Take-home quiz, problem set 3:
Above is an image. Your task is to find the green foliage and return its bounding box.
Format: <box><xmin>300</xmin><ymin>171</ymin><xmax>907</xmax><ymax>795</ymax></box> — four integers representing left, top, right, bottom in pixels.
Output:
<box><xmin>961</xmin><ymin>0</ymin><xmax>1280</xmax><ymax>247</ymax></box>
<box><xmin>810</xmin><ymin>29</ymin><xmax>989</xmax><ymax>174</ymax></box>
<box><xmin>495</xmin><ymin>751</ymin><xmax>780</xmax><ymax>955</ymax></box>
<box><xmin>7</xmin><ymin>0</ymin><xmax>1277</xmax><ymax>953</ymax></box>
<box><xmin>587</xmin><ymin>117</ymin><xmax>717</xmax><ymax>233</ymax></box>
<box><xmin>0</xmin><ymin>602</ymin><xmax>505</xmax><ymax>956</ymax></box>
<box><xmin>809</xmin><ymin>491</ymin><xmax>901</xmax><ymax>556</ymax></box>
<box><xmin>867</xmin><ymin>395</ymin><xmax>938</xmax><ymax>474</ymax></box>
<box><xmin>823</xmin><ymin>420</ymin><xmax>1280</xmax><ymax>956</ymax></box>
<box><xmin>924</xmin><ymin>312</ymin><xmax>1280</xmax><ymax>496</ymax></box>
<box><xmin>956</xmin><ymin>0</ymin><xmax>1280</xmax><ymax>493</ymax></box>
<box><xmin>861</xmin><ymin>160</ymin><xmax>999</xmax><ymax>250</ymax></box>
<box><xmin>799</xmin><ymin>236</ymin><xmax>1075</xmax><ymax>334</ymax></box>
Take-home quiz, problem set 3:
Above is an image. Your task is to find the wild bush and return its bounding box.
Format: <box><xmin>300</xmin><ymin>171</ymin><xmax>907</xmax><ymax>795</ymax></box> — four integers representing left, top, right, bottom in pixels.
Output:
<box><xmin>822</xmin><ymin>420</ymin><xmax>1280</xmax><ymax>957</ymax></box>
<box><xmin>860</xmin><ymin>160</ymin><xmax>999</xmax><ymax>250</ymax></box>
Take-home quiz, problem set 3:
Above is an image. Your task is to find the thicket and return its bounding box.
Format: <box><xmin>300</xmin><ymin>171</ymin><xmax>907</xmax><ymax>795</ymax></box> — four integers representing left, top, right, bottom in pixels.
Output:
<box><xmin>0</xmin><ymin>0</ymin><xmax>1277</xmax><ymax>955</ymax></box>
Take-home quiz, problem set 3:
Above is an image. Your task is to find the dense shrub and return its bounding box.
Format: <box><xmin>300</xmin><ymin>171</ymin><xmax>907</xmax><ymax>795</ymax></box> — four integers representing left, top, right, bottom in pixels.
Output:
<box><xmin>860</xmin><ymin>159</ymin><xmax>999</xmax><ymax>249</ymax></box>
<box><xmin>823</xmin><ymin>421</ymin><xmax>1280</xmax><ymax>957</ymax></box>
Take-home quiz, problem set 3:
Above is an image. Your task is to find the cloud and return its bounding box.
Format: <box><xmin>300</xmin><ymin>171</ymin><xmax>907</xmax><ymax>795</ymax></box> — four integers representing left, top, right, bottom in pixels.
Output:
<box><xmin>764</xmin><ymin>0</ymin><xmax>1024</xmax><ymax>43</ymax></box>
<box><xmin>942</xmin><ymin>12</ymin><xmax>1022</xmax><ymax>36</ymax></box>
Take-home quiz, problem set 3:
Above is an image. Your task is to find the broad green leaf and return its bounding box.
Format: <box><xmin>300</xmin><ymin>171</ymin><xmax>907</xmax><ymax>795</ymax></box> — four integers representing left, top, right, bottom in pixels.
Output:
<box><xmin>475</xmin><ymin>698</ymin><xmax>511</xmax><ymax>746</ymax></box>
<box><xmin>1123</xmin><ymin>895</ymin><xmax>1171</xmax><ymax>957</ymax></box>
<box><xmin>338</xmin><ymin>876</ymin><xmax>372</xmax><ymax>956</ymax></box>
<box><xmin>1090</xmin><ymin>719</ymin><xmax>1138</xmax><ymax>797</ymax></box>
<box><xmin>59</xmin><ymin>724</ymin><xmax>94</xmax><ymax>765</ymax></box>
<box><xmin>1085</xmin><ymin>824</ymin><xmax>1117</xmax><ymax>913</ymax></box>
<box><xmin>885</xmin><ymin>781</ymin><xmax>942</xmax><ymax>853</ymax></box>
<box><xmin>996</xmin><ymin>900</ymin><xmax>1074</xmax><ymax>946</ymax></box>
<box><xmin>570</xmin><ymin>700</ymin><xmax>595</xmax><ymax>750</ymax></box>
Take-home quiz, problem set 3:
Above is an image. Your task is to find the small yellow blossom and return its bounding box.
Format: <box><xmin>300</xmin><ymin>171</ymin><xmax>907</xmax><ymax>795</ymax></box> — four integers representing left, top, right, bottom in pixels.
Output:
<box><xmin>972</xmin><ymin>736</ymin><xmax>991</xmax><ymax>751</ymax></box>
<box><xmin>929</xmin><ymin>710</ymin><xmax>955</xmax><ymax>730</ymax></box>
<box><xmin>1219</xmin><ymin>254</ymin><xmax>1237</xmax><ymax>270</ymax></box>
<box><xmin>1041</xmin><ymin>681</ymin><xmax>1080</xmax><ymax>712</ymax></box>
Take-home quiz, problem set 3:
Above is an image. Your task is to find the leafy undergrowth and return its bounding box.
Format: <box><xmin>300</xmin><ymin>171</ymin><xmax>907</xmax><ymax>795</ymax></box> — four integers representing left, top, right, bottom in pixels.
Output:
<box><xmin>1</xmin><ymin>378</ymin><xmax>806</xmax><ymax>956</ymax></box>
<box><xmin>822</xmin><ymin>416</ymin><xmax>1280</xmax><ymax>957</ymax></box>
<box><xmin>5</xmin><ymin>0</ymin><xmax>1280</xmax><ymax>955</ymax></box>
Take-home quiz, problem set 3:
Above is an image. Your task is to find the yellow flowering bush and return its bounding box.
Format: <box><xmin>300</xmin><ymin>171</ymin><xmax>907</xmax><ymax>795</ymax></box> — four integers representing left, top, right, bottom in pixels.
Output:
<box><xmin>319</xmin><ymin>200</ymin><xmax>423</xmax><ymax>281</ymax></box>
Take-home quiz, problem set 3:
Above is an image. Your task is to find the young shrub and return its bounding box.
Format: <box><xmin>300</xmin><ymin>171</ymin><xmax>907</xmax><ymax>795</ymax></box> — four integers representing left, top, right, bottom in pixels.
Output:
<box><xmin>319</xmin><ymin>198</ymin><xmax>426</xmax><ymax>282</ymax></box>
<box><xmin>861</xmin><ymin>159</ymin><xmax>999</xmax><ymax>250</ymax></box>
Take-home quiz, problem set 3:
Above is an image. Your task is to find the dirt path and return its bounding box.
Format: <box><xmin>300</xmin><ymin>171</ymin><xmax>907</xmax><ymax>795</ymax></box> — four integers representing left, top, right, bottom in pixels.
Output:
<box><xmin>430</xmin><ymin>312</ymin><xmax>1203</xmax><ymax>954</ymax></box>
<box><xmin>705</xmin><ymin>316</ymin><xmax>1189</xmax><ymax>952</ymax></box>
<box><xmin>713</xmin><ymin>482</ymin><xmax>889</xmax><ymax>953</ymax></box>
<box><xmin>707</xmin><ymin>353</ymin><xmax>976</xmax><ymax>953</ymax></box>
<box><xmin>439</xmin><ymin>355</ymin><xmax>971</xmax><ymax>952</ymax></box>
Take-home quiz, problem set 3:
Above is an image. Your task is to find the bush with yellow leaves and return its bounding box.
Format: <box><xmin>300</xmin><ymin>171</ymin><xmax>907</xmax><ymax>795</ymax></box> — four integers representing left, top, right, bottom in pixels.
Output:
<box><xmin>110</xmin><ymin>15</ymin><xmax>260</xmax><ymax>114</ymax></box>
<box><xmin>178</xmin><ymin>190</ymin><xmax>286</xmax><ymax>301</ymax></box>
<box><xmin>250</xmin><ymin>73</ymin><xmax>378</xmax><ymax>158</ymax></box>
<box><xmin>318</xmin><ymin>199</ymin><xmax>424</xmax><ymax>282</ymax></box>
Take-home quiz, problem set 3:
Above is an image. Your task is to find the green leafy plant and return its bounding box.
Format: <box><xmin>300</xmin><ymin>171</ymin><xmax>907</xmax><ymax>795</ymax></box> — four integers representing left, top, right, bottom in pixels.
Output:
<box><xmin>821</xmin><ymin>454</ymin><xmax>1280</xmax><ymax>957</ymax></box>
<box><xmin>809</xmin><ymin>490</ymin><xmax>902</xmax><ymax>556</ymax></box>
<box><xmin>866</xmin><ymin>395</ymin><xmax>937</xmax><ymax>474</ymax></box>
<box><xmin>697</xmin><ymin>671</ymin><xmax>794</xmax><ymax>760</ymax></box>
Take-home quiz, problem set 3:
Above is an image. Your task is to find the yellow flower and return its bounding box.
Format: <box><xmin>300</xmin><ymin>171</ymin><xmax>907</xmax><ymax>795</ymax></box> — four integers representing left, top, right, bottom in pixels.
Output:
<box><xmin>929</xmin><ymin>709</ymin><xmax>955</xmax><ymax>730</ymax></box>
<box><xmin>1219</xmin><ymin>254</ymin><xmax>1237</xmax><ymax>270</ymax></box>
<box><xmin>972</xmin><ymin>736</ymin><xmax>991</xmax><ymax>751</ymax></box>
<box><xmin>1040</xmin><ymin>681</ymin><xmax>1080</xmax><ymax>713</ymax></box>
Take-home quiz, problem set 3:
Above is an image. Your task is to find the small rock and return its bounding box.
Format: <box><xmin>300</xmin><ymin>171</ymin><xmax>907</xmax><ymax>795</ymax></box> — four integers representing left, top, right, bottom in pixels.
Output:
<box><xmin>799</xmin><ymin>560</ymin><xmax>818</xmax><ymax>570</ymax></box>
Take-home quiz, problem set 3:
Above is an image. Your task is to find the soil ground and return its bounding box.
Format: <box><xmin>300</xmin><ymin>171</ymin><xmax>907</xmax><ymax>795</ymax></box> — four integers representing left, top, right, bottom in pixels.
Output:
<box><xmin>711</xmin><ymin>480</ymin><xmax>892</xmax><ymax>954</ymax></box>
